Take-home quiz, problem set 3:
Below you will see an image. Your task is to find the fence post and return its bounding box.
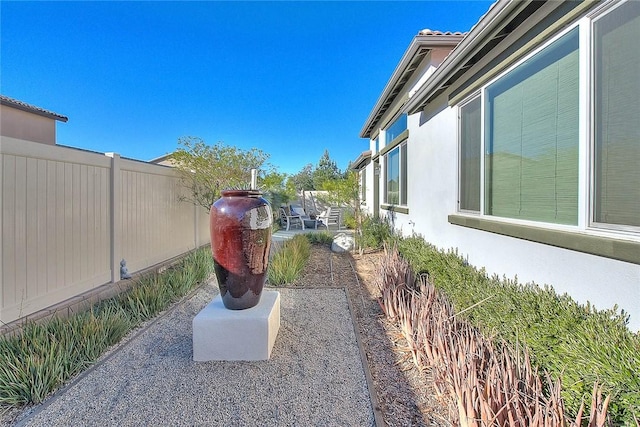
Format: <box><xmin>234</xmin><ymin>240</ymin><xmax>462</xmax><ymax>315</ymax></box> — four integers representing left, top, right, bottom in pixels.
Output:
<box><xmin>105</xmin><ymin>153</ymin><xmax>121</xmax><ymax>283</ymax></box>
<box><xmin>194</xmin><ymin>203</ymin><xmax>199</xmax><ymax>249</ymax></box>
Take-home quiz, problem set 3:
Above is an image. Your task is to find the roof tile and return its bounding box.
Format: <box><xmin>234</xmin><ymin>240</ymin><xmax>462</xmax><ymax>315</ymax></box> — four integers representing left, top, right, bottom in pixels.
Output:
<box><xmin>0</xmin><ymin>94</ymin><xmax>68</xmax><ymax>122</ymax></box>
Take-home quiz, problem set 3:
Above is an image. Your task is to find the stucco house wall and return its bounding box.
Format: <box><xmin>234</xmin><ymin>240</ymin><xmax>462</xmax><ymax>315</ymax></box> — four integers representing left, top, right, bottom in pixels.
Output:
<box><xmin>405</xmin><ymin>98</ymin><xmax>639</xmax><ymax>331</ymax></box>
<box><xmin>357</xmin><ymin>0</ymin><xmax>640</xmax><ymax>331</ymax></box>
<box><xmin>0</xmin><ymin>95</ymin><xmax>68</xmax><ymax>145</ymax></box>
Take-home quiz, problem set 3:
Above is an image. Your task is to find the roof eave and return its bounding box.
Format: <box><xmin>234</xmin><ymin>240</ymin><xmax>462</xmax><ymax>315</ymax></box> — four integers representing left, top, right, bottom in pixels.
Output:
<box><xmin>350</xmin><ymin>150</ymin><xmax>372</xmax><ymax>170</ymax></box>
<box><xmin>359</xmin><ymin>33</ymin><xmax>464</xmax><ymax>139</ymax></box>
<box><xmin>404</xmin><ymin>0</ymin><xmax>523</xmax><ymax>115</ymax></box>
<box><xmin>148</xmin><ymin>152</ymin><xmax>174</xmax><ymax>164</ymax></box>
<box><xmin>0</xmin><ymin>95</ymin><xmax>69</xmax><ymax>122</ymax></box>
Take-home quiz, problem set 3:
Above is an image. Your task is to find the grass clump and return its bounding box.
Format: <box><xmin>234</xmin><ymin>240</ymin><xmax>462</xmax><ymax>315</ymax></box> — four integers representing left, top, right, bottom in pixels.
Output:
<box><xmin>304</xmin><ymin>231</ymin><xmax>334</xmax><ymax>246</ymax></box>
<box><xmin>0</xmin><ymin>308</ymin><xmax>131</xmax><ymax>405</ymax></box>
<box><xmin>356</xmin><ymin>215</ymin><xmax>396</xmax><ymax>251</ymax></box>
<box><xmin>0</xmin><ymin>247</ymin><xmax>213</xmax><ymax>407</ymax></box>
<box><xmin>396</xmin><ymin>236</ymin><xmax>640</xmax><ymax>425</ymax></box>
<box><xmin>268</xmin><ymin>235</ymin><xmax>311</xmax><ymax>285</ymax></box>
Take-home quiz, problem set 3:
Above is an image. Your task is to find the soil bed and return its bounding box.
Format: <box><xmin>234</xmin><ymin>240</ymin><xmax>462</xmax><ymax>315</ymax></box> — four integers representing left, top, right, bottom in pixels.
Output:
<box><xmin>289</xmin><ymin>244</ymin><xmax>454</xmax><ymax>426</ymax></box>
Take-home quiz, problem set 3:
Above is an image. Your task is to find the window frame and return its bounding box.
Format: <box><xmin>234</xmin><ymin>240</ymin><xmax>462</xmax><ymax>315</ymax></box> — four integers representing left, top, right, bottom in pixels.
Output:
<box><xmin>383</xmin><ymin>140</ymin><xmax>408</xmax><ymax>207</ymax></box>
<box><xmin>381</xmin><ymin>112</ymin><xmax>409</xmax><ymax>208</ymax></box>
<box><xmin>458</xmin><ymin>94</ymin><xmax>482</xmax><ymax>213</ymax></box>
<box><xmin>385</xmin><ymin>113</ymin><xmax>408</xmax><ymax>143</ymax></box>
<box><xmin>484</xmin><ymin>26</ymin><xmax>580</xmax><ymax>226</ymax></box>
<box><xmin>588</xmin><ymin>0</ymin><xmax>640</xmax><ymax>234</ymax></box>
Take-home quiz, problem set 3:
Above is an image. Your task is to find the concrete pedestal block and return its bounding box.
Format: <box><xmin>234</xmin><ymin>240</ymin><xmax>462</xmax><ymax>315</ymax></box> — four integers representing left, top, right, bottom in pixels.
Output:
<box><xmin>193</xmin><ymin>291</ymin><xmax>280</xmax><ymax>361</ymax></box>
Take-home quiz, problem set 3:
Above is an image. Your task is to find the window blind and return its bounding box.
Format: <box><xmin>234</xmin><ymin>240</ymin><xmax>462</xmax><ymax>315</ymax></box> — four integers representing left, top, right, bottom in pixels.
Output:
<box><xmin>594</xmin><ymin>1</ymin><xmax>640</xmax><ymax>228</ymax></box>
<box><xmin>460</xmin><ymin>97</ymin><xmax>482</xmax><ymax>211</ymax></box>
<box><xmin>485</xmin><ymin>29</ymin><xmax>579</xmax><ymax>225</ymax></box>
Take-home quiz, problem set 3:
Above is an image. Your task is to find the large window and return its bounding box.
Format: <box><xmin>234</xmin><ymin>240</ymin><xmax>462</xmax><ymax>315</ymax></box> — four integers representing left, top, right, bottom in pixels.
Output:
<box><xmin>485</xmin><ymin>28</ymin><xmax>579</xmax><ymax>225</ymax></box>
<box><xmin>457</xmin><ymin>1</ymin><xmax>639</xmax><ymax>236</ymax></box>
<box><xmin>384</xmin><ymin>142</ymin><xmax>407</xmax><ymax>205</ymax></box>
<box><xmin>593</xmin><ymin>0</ymin><xmax>640</xmax><ymax>229</ymax></box>
<box><xmin>459</xmin><ymin>97</ymin><xmax>481</xmax><ymax>212</ymax></box>
<box><xmin>383</xmin><ymin>113</ymin><xmax>408</xmax><ymax>206</ymax></box>
<box><xmin>386</xmin><ymin>114</ymin><xmax>407</xmax><ymax>143</ymax></box>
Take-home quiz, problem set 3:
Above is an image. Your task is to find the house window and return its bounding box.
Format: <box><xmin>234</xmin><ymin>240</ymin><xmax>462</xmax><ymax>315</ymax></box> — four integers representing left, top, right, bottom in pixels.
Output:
<box><xmin>484</xmin><ymin>28</ymin><xmax>579</xmax><ymax>225</ymax></box>
<box><xmin>451</xmin><ymin>1</ymin><xmax>639</xmax><ymax>262</ymax></box>
<box><xmin>592</xmin><ymin>0</ymin><xmax>640</xmax><ymax>229</ymax></box>
<box><xmin>360</xmin><ymin>168</ymin><xmax>367</xmax><ymax>202</ymax></box>
<box><xmin>456</xmin><ymin>1</ymin><xmax>639</xmax><ymax>234</ymax></box>
<box><xmin>459</xmin><ymin>97</ymin><xmax>481</xmax><ymax>212</ymax></box>
<box><xmin>384</xmin><ymin>142</ymin><xmax>407</xmax><ymax>205</ymax></box>
<box><xmin>386</xmin><ymin>114</ymin><xmax>407</xmax><ymax>143</ymax></box>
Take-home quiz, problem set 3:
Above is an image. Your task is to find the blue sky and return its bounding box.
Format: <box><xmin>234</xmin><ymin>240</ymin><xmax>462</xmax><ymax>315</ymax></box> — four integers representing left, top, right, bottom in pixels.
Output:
<box><xmin>1</xmin><ymin>1</ymin><xmax>493</xmax><ymax>175</ymax></box>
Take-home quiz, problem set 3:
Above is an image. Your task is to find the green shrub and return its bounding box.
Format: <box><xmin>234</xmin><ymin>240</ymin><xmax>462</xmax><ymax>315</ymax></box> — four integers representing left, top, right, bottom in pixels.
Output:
<box><xmin>357</xmin><ymin>215</ymin><xmax>395</xmax><ymax>250</ymax></box>
<box><xmin>305</xmin><ymin>231</ymin><xmax>334</xmax><ymax>246</ymax></box>
<box><xmin>342</xmin><ymin>211</ymin><xmax>356</xmax><ymax>229</ymax></box>
<box><xmin>268</xmin><ymin>235</ymin><xmax>311</xmax><ymax>285</ymax></box>
<box><xmin>0</xmin><ymin>247</ymin><xmax>213</xmax><ymax>406</ymax></box>
<box><xmin>396</xmin><ymin>236</ymin><xmax>640</xmax><ymax>424</ymax></box>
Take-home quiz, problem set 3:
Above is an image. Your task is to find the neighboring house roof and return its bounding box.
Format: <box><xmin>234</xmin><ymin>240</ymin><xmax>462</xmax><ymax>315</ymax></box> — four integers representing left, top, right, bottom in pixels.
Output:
<box><xmin>148</xmin><ymin>152</ymin><xmax>178</xmax><ymax>167</ymax></box>
<box><xmin>0</xmin><ymin>94</ymin><xmax>69</xmax><ymax>122</ymax></box>
<box><xmin>149</xmin><ymin>153</ymin><xmax>173</xmax><ymax>163</ymax></box>
<box><xmin>359</xmin><ymin>30</ymin><xmax>465</xmax><ymax>139</ymax></box>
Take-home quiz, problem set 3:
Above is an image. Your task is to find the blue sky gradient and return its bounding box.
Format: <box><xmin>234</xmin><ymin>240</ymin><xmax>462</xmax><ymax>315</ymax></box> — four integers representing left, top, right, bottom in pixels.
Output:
<box><xmin>1</xmin><ymin>1</ymin><xmax>493</xmax><ymax>174</ymax></box>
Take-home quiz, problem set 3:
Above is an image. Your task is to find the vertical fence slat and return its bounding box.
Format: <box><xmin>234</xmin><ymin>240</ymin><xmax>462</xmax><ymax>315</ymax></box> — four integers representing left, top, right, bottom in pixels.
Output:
<box><xmin>36</xmin><ymin>159</ymin><xmax>48</xmax><ymax>297</ymax></box>
<box><xmin>46</xmin><ymin>160</ymin><xmax>57</xmax><ymax>294</ymax></box>
<box><xmin>2</xmin><ymin>156</ymin><xmax>16</xmax><ymax>309</ymax></box>
<box><xmin>55</xmin><ymin>161</ymin><xmax>65</xmax><ymax>292</ymax></box>
<box><xmin>14</xmin><ymin>156</ymin><xmax>27</xmax><ymax>307</ymax></box>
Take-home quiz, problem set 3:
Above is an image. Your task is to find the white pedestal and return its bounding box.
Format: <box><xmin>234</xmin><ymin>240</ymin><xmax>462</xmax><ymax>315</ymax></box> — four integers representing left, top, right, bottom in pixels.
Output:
<box><xmin>192</xmin><ymin>291</ymin><xmax>280</xmax><ymax>361</ymax></box>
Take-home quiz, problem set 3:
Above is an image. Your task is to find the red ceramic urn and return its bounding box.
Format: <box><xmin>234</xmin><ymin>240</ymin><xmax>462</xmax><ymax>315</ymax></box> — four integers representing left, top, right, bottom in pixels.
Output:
<box><xmin>209</xmin><ymin>190</ymin><xmax>272</xmax><ymax>310</ymax></box>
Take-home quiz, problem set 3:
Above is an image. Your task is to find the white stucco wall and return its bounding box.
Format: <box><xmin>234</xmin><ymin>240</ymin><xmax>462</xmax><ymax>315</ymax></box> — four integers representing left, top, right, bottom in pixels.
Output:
<box><xmin>389</xmin><ymin>100</ymin><xmax>640</xmax><ymax>332</ymax></box>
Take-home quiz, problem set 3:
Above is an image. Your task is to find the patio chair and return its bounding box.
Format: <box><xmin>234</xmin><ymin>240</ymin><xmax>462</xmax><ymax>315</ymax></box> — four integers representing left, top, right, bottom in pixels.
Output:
<box><xmin>316</xmin><ymin>207</ymin><xmax>341</xmax><ymax>230</ymax></box>
<box><xmin>279</xmin><ymin>207</ymin><xmax>304</xmax><ymax>231</ymax></box>
<box><xmin>290</xmin><ymin>205</ymin><xmax>320</xmax><ymax>229</ymax></box>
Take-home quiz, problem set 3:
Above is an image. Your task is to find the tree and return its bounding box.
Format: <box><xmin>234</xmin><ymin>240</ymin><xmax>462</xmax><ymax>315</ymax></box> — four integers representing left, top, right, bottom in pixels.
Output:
<box><xmin>322</xmin><ymin>170</ymin><xmax>364</xmax><ymax>250</ymax></box>
<box><xmin>289</xmin><ymin>163</ymin><xmax>315</xmax><ymax>191</ymax></box>
<box><xmin>260</xmin><ymin>170</ymin><xmax>296</xmax><ymax>209</ymax></box>
<box><xmin>172</xmin><ymin>136</ymin><xmax>270</xmax><ymax>210</ymax></box>
<box><xmin>321</xmin><ymin>170</ymin><xmax>360</xmax><ymax>215</ymax></box>
<box><xmin>312</xmin><ymin>150</ymin><xmax>341</xmax><ymax>190</ymax></box>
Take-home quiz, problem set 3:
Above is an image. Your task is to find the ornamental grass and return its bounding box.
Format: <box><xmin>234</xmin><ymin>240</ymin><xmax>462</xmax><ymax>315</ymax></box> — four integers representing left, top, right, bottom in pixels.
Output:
<box><xmin>267</xmin><ymin>234</ymin><xmax>311</xmax><ymax>285</ymax></box>
<box><xmin>0</xmin><ymin>247</ymin><xmax>213</xmax><ymax>407</ymax></box>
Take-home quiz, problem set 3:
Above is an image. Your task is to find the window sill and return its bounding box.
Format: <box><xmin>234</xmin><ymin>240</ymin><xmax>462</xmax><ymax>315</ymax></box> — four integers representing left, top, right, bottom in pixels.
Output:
<box><xmin>382</xmin><ymin>204</ymin><xmax>409</xmax><ymax>214</ymax></box>
<box><xmin>448</xmin><ymin>214</ymin><xmax>640</xmax><ymax>265</ymax></box>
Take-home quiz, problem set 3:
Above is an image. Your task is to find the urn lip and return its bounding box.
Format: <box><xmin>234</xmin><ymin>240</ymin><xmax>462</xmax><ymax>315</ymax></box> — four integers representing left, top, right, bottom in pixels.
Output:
<box><xmin>221</xmin><ymin>189</ymin><xmax>262</xmax><ymax>197</ymax></box>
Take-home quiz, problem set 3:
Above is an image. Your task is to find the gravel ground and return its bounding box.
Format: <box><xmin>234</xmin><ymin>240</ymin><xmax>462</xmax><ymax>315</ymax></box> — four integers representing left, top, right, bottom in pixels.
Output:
<box><xmin>4</xmin><ymin>240</ymin><xmax>454</xmax><ymax>427</ymax></box>
<box><xmin>11</xmin><ymin>286</ymin><xmax>374</xmax><ymax>427</ymax></box>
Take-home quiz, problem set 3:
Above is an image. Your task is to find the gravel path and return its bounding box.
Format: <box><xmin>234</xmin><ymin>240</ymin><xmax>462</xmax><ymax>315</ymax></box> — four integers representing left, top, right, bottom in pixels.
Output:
<box><xmin>13</xmin><ymin>285</ymin><xmax>375</xmax><ymax>427</ymax></box>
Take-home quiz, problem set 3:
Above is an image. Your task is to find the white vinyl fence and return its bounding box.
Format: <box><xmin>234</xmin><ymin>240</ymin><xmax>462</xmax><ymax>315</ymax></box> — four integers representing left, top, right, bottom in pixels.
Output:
<box><xmin>1</xmin><ymin>136</ymin><xmax>210</xmax><ymax>325</ymax></box>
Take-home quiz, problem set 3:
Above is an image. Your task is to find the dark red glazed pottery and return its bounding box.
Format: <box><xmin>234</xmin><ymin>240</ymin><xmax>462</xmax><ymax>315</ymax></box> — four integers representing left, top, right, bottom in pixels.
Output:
<box><xmin>210</xmin><ymin>190</ymin><xmax>272</xmax><ymax>310</ymax></box>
